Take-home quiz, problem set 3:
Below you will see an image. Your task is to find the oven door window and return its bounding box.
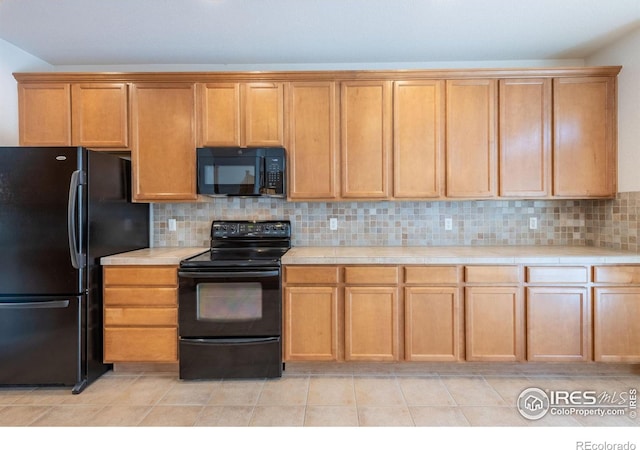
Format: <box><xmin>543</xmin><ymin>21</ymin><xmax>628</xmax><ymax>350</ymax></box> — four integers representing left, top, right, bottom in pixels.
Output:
<box><xmin>198</xmin><ymin>156</ymin><xmax>262</xmax><ymax>195</ymax></box>
<box><xmin>197</xmin><ymin>282</ymin><xmax>262</xmax><ymax>322</ymax></box>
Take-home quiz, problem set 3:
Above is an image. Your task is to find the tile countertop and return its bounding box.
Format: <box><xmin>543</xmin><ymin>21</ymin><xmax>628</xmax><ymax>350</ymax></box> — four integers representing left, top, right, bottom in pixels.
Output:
<box><xmin>100</xmin><ymin>247</ymin><xmax>208</xmax><ymax>265</ymax></box>
<box><xmin>281</xmin><ymin>246</ymin><xmax>640</xmax><ymax>265</ymax></box>
<box><xmin>100</xmin><ymin>246</ymin><xmax>640</xmax><ymax>266</ymax></box>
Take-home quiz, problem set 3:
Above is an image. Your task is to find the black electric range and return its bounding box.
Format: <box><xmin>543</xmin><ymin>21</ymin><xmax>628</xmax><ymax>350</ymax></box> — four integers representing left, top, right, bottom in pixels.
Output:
<box><xmin>177</xmin><ymin>220</ymin><xmax>290</xmax><ymax>379</ymax></box>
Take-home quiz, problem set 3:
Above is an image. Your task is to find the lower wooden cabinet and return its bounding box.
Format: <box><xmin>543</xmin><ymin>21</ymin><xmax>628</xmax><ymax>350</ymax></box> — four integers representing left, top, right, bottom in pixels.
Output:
<box><xmin>404</xmin><ymin>286</ymin><xmax>462</xmax><ymax>361</ymax></box>
<box><xmin>345</xmin><ymin>286</ymin><xmax>399</xmax><ymax>361</ymax></box>
<box><xmin>465</xmin><ymin>286</ymin><xmax>524</xmax><ymax>361</ymax></box>
<box><xmin>594</xmin><ymin>287</ymin><xmax>640</xmax><ymax>362</ymax></box>
<box><xmin>283</xmin><ymin>286</ymin><xmax>339</xmax><ymax>361</ymax></box>
<box><xmin>282</xmin><ymin>263</ymin><xmax>640</xmax><ymax>365</ymax></box>
<box><xmin>526</xmin><ymin>287</ymin><xmax>590</xmax><ymax>361</ymax></box>
<box><xmin>103</xmin><ymin>266</ymin><xmax>178</xmax><ymax>363</ymax></box>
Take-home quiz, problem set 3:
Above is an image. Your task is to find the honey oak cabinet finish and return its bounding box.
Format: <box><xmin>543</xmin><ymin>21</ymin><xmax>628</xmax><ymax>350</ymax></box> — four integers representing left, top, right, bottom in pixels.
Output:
<box><xmin>18</xmin><ymin>82</ymin><xmax>129</xmax><ymax>148</ymax></box>
<box><xmin>393</xmin><ymin>80</ymin><xmax>445</xmax><ymax>199</ymax></box>
<box><xmin>404</xmin><ymin>265</ymin><xmax>463</xmax><ymax>361</ymax></box>
<box><xmin>198</xmin><ymin>82</ymin><xmax>284</xmax><ymax>147</ymax></box>
<box><xmin>594</xmin><ymin>288</ymin><xmax>640</xmax><ymax>362</ymax></box>
<box><xmin>593</xmin><ymin>265</ymin><xmax>640</xmax><ymax>362</ymax></box>
<box><xmin>445</xmin><ymin>79</ymin><xmax>498</xmax><ymax>198</ymax></box>
<box><xmin>553</xmin><ymin>77</ymin><xmax>617</xmax><ymax>197</ymax></box>
<box><xmin>15</xmin><ymin>67</ymin><xmax>619</xmax><ymax>202</ymax></box>
<box><xmin>284</xmin><ymin>286</ymin><xmax>339</xmax><ymax>361</ymax></box>
<box><xmin>526</xmin><ymin>287</ymin><xmax>590</xmax><ymax>361</ymax></box>
<box><xmin>465</xmin><ymin>286</ymin><xmax>524</xmax><ymax>361</ymax></box>
<box><xmin>405</xmin><ymin>286</ymin><xmax>463</xmax><ymax>361</ymax></box>
<box><xmin>18</xmin><ymin>83</ymin><xmax>71</xmax><ymax>146</ymax></box>
<box><xmin>130</xmin><ymin>83</ymin><xmax>197</xmax><ymax>201</ymax></box>
<box><xmin>283</xmin><ymin>266</ymin><xmax>341</xmax><ymax>361</ymax></box>
<box><xmin>103</xmin><ymin>266</ymin><xmax>179</xmax><ymax>363</ymax></box>
<box><xmin>345</xmin><ymin>286</ymin><xmax>399</xmax><ymax>361</ymax></box>
<box><xmin>499</xmin><ymin>79</ymin><xmax>551</xmax><ymax>197</ymax></box>
<box><xmin>340</xmin><ymin>81</ymin><xmax>392</xmax><ymax>199</ymax></box>
<box><xmin>71</xmin><ymin>83</ymin><xmax>129</xmax><ymax>148</ymax></box>
<box><xmin>286</xmin><ymin>82</ymin><xmax>339</xmax><ymax>200</ymax></box>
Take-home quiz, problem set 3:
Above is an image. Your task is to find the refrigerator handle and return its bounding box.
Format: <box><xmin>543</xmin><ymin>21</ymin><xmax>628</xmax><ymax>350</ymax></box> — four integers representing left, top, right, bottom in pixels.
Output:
<box><xmin>67</xmin><ymin>170</ymin><xmax>84</xmax><ymax>269</ymax></box>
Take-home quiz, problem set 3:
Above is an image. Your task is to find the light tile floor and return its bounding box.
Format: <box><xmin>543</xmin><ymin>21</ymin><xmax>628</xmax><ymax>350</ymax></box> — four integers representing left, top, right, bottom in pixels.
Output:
<box><xmin>0</xmin><ymin>363</ymin><xmax>638</xmax><ymax>427</ymax></box>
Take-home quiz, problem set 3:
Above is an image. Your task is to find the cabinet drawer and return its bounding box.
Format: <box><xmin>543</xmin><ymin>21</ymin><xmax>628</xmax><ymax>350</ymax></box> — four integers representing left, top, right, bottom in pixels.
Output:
<box><xmin>526</xmin><ymin>266</ymin><xmax>588</xmax><ymax>283</ymax></box>
<box><xmin>285</xmin><ymin>266</ymin><xmax>339</xmax><ymax>284</ymax></box>
<box><xmin>105</xmin><ymin>307</ymin><xmax>177</xmax><ymax>326</ymax></box>
<box><xmin>404</xmin><ymin>266</ymin><xmax>459</xmax><ymax>284</ymax></box>
<box><xmin>593</xmin><ymin>266</ymin><xmax>640</xmax><ymax>284</ymax></box>
<box><xmin>465</xmin><ymin>266</ymin><xmax>520</xmax><ymax>284</ymax></box>
<box><xmin>104</xmin><ymin>287</ymin><xmax>177</xmax><ymax>307</ymax></box>
<box><xmin>104</xmin><ymin>327</ymin><xmax>178</xmax><ymax>362</ymax></box>
<box><xmin>104</xmin><ymin>266</ymin><xmax>177</xmax><ymax>286</ymax></box>
<box><xmin>345</xmin><ymin>266</ymin><xmax>399</xmax><ymax>285</ymax></box>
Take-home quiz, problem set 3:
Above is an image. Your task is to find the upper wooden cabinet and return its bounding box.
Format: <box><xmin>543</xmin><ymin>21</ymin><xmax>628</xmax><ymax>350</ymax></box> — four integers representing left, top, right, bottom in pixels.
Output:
<box><xmin>340</xmin><ymin>81</ymin><xmax>392</xmax><ymax>199</ymax></box>
<box><xmin>130</xmin><ymin>83</ymin><xmax>197</xmax><ymax>202</ymax></box>
<box><xmin>18</xmin><ymin>82</ymin><xmax>128</xmax><ymax>148</ymax></box>
<box><xmin>286</xmin><ymin>82</ymin><xmax>339</xmax><ymax>200</ymax></box>
<box><xmin>18</xmin><ymin>83</ymin><xmax>71</xmax><ymax>146</ymax></box>
<box><xmin>445</xmin><ymin>79</ymin><xmax>498</xmax><ymax>198</ymax></box>
<box><xmin>198</xmin><ymin>82</ymin><xmax>284</xmax><ymax>147</ymax></box>
<box><xmin>499</xmin><ymin>79</ymin><xmax>551</xmax><ymax>197</ymax></box>
<box><xmin>553</xmin><ymin>77</ymin><xmax>617</xmax><ymax>198</ymax></box>
<box><xmin>14</xmin><ymin>67</ymin><xmax>620</xmax><ymax>202</ymax></box>
<box><xmin>393</xmin><ymin>80</ymin><xmax>445</xmax><ymax>199</ymax></box>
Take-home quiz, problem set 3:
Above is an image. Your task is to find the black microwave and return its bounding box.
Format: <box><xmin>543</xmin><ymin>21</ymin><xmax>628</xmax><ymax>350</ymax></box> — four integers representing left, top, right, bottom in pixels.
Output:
<box><xmin>196</xmin><ymin>147</ymin><xmax>286</xmax><ymax>197</ymax></box>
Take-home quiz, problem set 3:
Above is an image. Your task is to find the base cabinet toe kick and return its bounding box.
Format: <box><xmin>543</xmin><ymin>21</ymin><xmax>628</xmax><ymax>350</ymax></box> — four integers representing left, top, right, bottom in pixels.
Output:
<box><xmin>283</xmin><ymin>264</ymin><xmax>640</xmax><ymax>364</ymax></box>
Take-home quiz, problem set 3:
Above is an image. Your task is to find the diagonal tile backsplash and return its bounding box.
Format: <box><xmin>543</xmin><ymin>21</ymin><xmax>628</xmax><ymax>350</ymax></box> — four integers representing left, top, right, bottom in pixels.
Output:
<box><xmin>151</xmin><ymin>194</ymin><xmax>631</xmax><ymax>252</ymax></box>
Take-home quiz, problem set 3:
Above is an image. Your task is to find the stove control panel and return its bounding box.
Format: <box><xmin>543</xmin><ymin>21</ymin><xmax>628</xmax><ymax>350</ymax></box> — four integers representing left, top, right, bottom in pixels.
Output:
<box><xmin>211</xmin><ymin>220</ymin><xmax>291</xmax><ymax>238</ymax></box>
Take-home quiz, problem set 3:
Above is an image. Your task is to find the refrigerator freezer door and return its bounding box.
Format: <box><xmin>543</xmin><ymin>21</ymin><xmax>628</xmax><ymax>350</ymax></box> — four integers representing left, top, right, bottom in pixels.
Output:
<box><xmin>0</xmin><ymin>147</ymin><xmax>83</xmax><ymax>296</ymax></box>
<box><xmin>0</xmin><ymin>296</ymin><xmax>82</xmax><ymax>388</ymax></box>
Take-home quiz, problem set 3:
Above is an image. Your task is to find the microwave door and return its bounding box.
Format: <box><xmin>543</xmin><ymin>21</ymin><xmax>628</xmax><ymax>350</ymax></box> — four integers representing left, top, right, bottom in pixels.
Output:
<box><xmin>198</xmin><ymin>156</ymin><xmax>262</xmax><ymax>196</ymax></box>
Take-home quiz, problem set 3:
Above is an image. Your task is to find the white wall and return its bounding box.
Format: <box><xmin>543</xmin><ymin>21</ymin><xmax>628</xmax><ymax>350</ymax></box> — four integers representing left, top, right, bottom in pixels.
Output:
<box><xmin>0</xmin><ymin>38</ymin><xmax>52</xmax><ymax>145</ymax></box>
<box><xmin>587</xmin><ymin>27</ymin><xmax>640</xmax><ymax>193</ymax></box>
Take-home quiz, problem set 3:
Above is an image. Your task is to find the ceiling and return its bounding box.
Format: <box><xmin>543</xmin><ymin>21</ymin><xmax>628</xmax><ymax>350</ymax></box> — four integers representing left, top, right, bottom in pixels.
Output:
<box><xmin>0</xmin><ymin>0</ymin><xmax>639</xmax><ymax>67</ymax></box>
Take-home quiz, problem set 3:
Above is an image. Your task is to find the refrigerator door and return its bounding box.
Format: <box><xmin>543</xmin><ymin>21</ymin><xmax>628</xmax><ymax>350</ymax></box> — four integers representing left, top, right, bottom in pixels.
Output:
<box><xmin>0</xmin><ymin>296</ymin><xmax>82</xmax><ymax>387</ymax></box>
<box><xmin>0</xmin><ymin>147</ymin><xmax>83</xmax><ymax>296</ymax></box>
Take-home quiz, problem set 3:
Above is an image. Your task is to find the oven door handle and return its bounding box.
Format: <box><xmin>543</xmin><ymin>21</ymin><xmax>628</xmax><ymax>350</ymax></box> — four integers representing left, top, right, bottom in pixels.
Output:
<box><xmin>178</xmin><ymin>270</ymin><xmax>279</xmax><ymax>279</ymax></box>
<box><xmin>180</xmin><ymin>337</ymin><xmax>279</xmax><ymax>345</ymax></box>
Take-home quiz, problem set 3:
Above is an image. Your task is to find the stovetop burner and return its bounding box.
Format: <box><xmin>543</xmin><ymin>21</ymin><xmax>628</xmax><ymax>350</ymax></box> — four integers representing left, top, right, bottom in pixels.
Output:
<box><xmin>180</xmin><ymin>220</ymin><xmax>291</xmax><ymax>269</ymax></box>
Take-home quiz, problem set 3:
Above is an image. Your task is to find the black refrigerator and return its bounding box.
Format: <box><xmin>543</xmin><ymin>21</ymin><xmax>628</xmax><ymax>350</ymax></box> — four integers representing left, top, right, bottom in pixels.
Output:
<box><xmin>0</xmin><ymin>147</ymin><xmax>149</xmax><ymax>393</ymax></box>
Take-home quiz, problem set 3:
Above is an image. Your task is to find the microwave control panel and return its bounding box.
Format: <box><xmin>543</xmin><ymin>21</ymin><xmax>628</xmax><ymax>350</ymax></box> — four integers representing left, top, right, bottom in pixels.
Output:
<box><xmin>263</xmin><ymin>153</ymin><xmax>285</xmax><ymax>194</ymax></box>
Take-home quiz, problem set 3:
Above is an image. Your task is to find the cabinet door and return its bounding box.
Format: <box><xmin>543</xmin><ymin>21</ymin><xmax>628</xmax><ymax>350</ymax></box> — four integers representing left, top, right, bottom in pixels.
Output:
<box><xmin>445</xmin><ymin>79</ymin><xmax>497</xmax><ymax>198</ymax></box>
<box><xmin>499</xmin><ymin>79</ymin><xmax>551</xmax><ymax>197</ymax></box>
<box><xmin>341</xmin><ymin>81</ymin><xmax>392</xmax><ymax>199</ymax></box>
<box><xmin>553</xmin><ymin>77</ymin><xmax>616</xmax><ymax>197</ymax></box>
<box><xmin>345</xmin><ymin>286</ymin><xmax>398</xmax><ymax>361</ymax></box>
<box><xmin>71</xmin><ymin>83</ymin><xmax>129</xmax><ymax>148</ymax></box>
<box><xmin>243</xmin><ymin>82</ymin><xmax>285</xmax><ymax>146</ymax></box>
<box><xmin>287</xmin><ymin>82</ymin><xmax>339</xmax><ymax>199</ymax></box>
<box><xmin>594</xmin><ymin>287</ymin><xmax>640</xmax><ymax>362</ymax></box>
<box><xmin>284</xmin><ymin>286</ymin><xmax>339</xmax><ymax>361</ymax></box>
<box><xmin>465</xmin><ymin>286</ymin><xmax>524</xmax><ymax>361</ymax></box>
<box><xmin>393</xmin><ymin>80</ymin><xmax>444</xmax><ymax>199</ymax></box>
<box><xmin>198</xmin><ymin>83</ymin><xmax>241</xmax><ymax>146</ymax></box>
<box><xmin>18</xmin><ymin>83</ymin><xmax>71</xmax><ymax>146</ymax></box>
<box><xmin>130</xmin><ymin>83</ymin><xmax>197</xmax><ymax>201</ymax></box>
<box><xmin>526</xmin><ymin>287</ymin><xmax>590</xmax><ymax>361</ymax></box>
<box><xmin>405</xmin><ymin>287</ymin><xmax>462</xmax><ymax>361</ymax></box>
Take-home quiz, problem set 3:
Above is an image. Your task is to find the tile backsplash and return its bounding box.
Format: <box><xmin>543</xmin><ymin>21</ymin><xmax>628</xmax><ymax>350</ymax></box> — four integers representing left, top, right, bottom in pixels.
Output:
<box><xmin>152</xmin><ymin>192</ymin><xmax>639</xmax><ymax>252</ymax></box>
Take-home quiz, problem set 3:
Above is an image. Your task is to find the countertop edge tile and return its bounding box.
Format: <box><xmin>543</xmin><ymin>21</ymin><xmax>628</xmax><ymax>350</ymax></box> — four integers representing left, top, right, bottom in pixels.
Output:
<box><xmin>101</xmin><ymin>247</ymin><xmax>208</xmax><ymax>265</ymax></box>
<box><xmin>101</xmin><ymin>246</ymin><xmax>640</xmax><ymax>266</ymax></box>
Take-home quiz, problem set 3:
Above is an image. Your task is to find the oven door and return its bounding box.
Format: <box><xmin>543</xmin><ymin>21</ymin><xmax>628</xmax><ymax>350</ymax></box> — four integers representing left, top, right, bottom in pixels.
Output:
<box><xmin>178</xmin><ymin>267</ymin><xmax>281</xmax><ymax>338</ymax></box>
